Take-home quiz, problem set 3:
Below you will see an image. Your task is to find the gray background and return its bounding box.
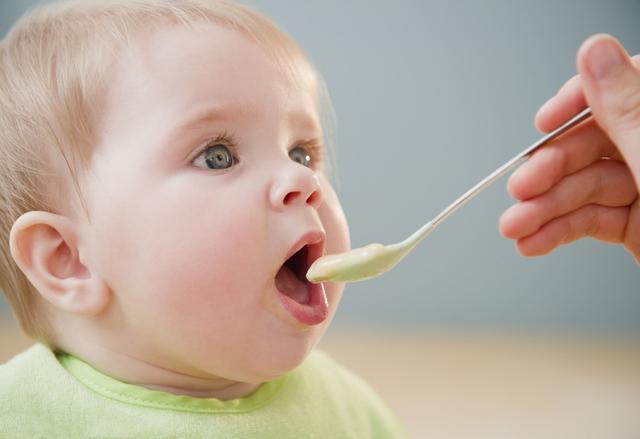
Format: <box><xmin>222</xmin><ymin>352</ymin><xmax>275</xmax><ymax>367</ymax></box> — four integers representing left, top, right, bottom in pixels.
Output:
<box><xmin>1</xmin><ymin>0</ymin><xmax>639</xmax><ymax>336</ymax></box>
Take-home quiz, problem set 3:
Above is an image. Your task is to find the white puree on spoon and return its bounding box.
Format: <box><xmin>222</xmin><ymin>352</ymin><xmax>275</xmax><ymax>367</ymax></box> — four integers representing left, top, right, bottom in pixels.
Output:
<box><xmin>306</xmin><ymin>243</ymin><xmax>387</xmax><ymax>283</ymax></box>
<box><xmin>305</xmin><ymin>218</ymin><xmax>434</xmax><ymax>283</ymax></box>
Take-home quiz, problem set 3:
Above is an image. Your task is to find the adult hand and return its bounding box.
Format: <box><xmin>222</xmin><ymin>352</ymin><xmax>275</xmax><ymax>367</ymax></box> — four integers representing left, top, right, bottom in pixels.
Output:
<box><xmin>499</xmin><ymin>34</ymin><xmax>640</xmax><ymax>262</ymax></box>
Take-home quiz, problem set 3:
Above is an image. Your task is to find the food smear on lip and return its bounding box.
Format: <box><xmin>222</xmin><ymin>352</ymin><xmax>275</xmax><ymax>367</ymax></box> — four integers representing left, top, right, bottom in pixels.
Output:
<box><xmin>306</xmin><ymin>243</ymin><xmax>387</xmax><ymax>283</ymax></box>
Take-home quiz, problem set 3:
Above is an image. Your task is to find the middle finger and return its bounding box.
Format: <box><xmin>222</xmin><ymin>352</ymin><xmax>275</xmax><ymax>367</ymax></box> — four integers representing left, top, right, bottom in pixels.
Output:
<box><xmin>501</xmin><ymin>159</ymin><xmax>637</xmax><ymax>239</ymax></box>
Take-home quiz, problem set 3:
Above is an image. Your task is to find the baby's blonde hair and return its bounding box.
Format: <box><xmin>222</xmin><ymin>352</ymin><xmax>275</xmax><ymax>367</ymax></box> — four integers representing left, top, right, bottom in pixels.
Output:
<box><xmin>0</xmin><ymin>0</ymin><xmax>335</xmax><ymax>342</ymax></box>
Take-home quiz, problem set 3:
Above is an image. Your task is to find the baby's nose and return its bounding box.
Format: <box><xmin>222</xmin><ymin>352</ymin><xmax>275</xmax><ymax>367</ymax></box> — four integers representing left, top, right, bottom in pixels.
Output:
<box><xmin>268</xmin><ymin>164</ymin><xmax>323</xmax><ymax>211</ymax></box>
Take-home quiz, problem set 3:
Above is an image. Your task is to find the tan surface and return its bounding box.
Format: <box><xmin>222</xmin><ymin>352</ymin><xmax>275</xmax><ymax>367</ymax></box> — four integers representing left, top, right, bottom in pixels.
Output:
<box><xmin>320</xmin><ymin>328</ymin><xmax>640</xmax><ymax>439</ymax></box>
<box><xmin>2</xmin><ymin>318</ymin><xmax>640</xmax><ymax>438</ymax></box>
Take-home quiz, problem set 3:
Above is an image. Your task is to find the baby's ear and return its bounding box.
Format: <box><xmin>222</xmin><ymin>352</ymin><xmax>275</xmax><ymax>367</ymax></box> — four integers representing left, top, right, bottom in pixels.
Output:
<box><xmin>9</xmin><ymin>211</ymin><xmax>110</xmax><ymax>315</ymax></box>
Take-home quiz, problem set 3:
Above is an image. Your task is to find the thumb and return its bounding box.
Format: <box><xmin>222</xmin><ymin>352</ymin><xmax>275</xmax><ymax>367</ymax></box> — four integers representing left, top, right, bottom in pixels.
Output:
<box><xmin>577</xmin><ymin>34</ymin><xmax>640</xmax><ymax>179</ymax></box>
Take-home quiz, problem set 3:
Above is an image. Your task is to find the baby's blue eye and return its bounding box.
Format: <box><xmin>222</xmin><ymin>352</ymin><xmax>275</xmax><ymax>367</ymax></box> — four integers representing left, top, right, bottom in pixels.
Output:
<box><xmin>289</xmin><ymin>146</ymin><xmax>312</xmax><ymax>167</ymax></box>
<box><xmin>202</xmin><ymin>144</ymin><xmax>234</xmax><ymax>170</ymax></box>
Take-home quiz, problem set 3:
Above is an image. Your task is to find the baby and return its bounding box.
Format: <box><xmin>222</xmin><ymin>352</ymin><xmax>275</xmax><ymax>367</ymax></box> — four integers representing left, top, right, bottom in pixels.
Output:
<box><xmin>0</xmin><ymin>0</ymin><xmax>406</xmax><ymax>437</ymax></box>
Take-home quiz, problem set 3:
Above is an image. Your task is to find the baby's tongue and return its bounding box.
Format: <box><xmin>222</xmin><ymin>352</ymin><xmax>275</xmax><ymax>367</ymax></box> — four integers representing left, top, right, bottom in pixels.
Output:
<box><xmin>275</xmin><ymin>264</ymin><xmax>310</xmax><ymax>304</ymax></box>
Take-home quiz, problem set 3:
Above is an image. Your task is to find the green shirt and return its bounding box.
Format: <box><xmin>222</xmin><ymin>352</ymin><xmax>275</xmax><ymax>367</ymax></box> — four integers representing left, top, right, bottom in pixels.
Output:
<box><xmin>0</xmin><ymin>344</ymin><xmax>407</xmax><ymax>438</ymax></box>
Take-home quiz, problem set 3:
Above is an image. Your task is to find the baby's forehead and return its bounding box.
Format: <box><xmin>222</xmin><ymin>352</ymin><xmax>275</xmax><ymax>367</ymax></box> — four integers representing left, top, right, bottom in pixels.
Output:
<box><xmin>104</xmin><ymin>23</ymin><xmax>318</xmax><ymax>116</ymax></box>
<box><xmin>117</xmin><ymin>22</ymin><xmax>317</xmax><ymax>92</ymax></box>
<box><xmin>106</xmin><ymin>24</ymin><xmax>317</xmax><ymax>111</ymax></box>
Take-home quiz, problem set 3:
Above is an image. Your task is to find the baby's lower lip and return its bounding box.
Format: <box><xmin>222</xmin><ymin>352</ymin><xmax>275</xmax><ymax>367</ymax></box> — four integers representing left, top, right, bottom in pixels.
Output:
<box><xmin>274</xmin><ymin>278</ymin><xmax>328</xmax><ymax>326</ymax></box>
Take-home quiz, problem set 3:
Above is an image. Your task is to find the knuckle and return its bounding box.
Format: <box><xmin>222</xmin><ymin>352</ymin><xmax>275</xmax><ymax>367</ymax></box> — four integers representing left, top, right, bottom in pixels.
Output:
<box><xmin>587</xmin><ymin>165</ymin><xmax>604</xmax><ymax>203</ymax></box>
<box><xmin>554</xmin><ymin>146</ymin><xmax>570</xmax><ymax>179</ymax></box>
<box><xmin>558</xmin><ymin>216</ymin><xmax>573</xmax><ymax>245</ymax></box>
<box><xmin>585</xmin><ymin>206</ymin><xmax>602</xmax><ymax>237</ymax></box>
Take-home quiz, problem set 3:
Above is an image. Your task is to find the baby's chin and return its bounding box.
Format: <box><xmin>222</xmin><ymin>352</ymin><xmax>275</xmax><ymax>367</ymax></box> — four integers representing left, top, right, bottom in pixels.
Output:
<box><xmin>245</xmin><ymin>288</ymin><xmax>341</xmax><ymax>381</ymax></box>
<box><xmin>253</xmin><ymin>334</ymin><xmax>325</xmax><ymax>382</ymax></box>
<box><xmin>227</xmin><ymin>326</ymin><xmax>330</xmax><ymax>383</ymax></box>
<box><xmin>194</xmin><ymin>289</ymin><xmax>342</xmax><ymax>384</ymax></box>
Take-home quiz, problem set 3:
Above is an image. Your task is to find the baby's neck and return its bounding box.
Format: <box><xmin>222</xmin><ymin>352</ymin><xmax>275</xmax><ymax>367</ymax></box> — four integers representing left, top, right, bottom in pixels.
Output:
<box><xmin>57</xmin><ymin>338</ymin><xmax>260</xmax><ymax>400</ymax></box>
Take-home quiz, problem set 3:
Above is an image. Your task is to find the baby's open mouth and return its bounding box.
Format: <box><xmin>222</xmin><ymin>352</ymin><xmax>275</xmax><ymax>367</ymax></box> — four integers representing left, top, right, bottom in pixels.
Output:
<box><xmin>274</xmin><ymin>233</ymin><xmax>328</xmax><ymax>326</ymax></box>
<box><xmin>276</xmin><ymin>245</ymin><xmax>312</xmax><ymax>304</ymax></box>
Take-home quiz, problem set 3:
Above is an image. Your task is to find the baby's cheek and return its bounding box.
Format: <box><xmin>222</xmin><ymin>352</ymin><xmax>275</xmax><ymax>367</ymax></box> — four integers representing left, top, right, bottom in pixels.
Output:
<box><xmin>140</xmin><ymin>228</ymin><xmax>266</xmax><ymax>347</ymax></box>
<box><xmin>151</xmin><ymin>212</ymin><xmax>266</xmax><ymax>302</ymax></box>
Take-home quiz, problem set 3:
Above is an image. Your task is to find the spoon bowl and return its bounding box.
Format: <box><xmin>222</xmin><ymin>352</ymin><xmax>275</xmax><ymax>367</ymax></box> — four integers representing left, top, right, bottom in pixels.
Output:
<box><xmin>307</xmin><ymin>222</ymin><xmax>436</xmax><ymax>283</ymax></box>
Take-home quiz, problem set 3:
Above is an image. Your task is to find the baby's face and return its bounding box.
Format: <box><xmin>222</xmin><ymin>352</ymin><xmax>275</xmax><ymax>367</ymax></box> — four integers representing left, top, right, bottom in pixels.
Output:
<box><xmin>77</xmin><ymin>22</ymin><xmax>349</xmax><ymax>381</ymax></box>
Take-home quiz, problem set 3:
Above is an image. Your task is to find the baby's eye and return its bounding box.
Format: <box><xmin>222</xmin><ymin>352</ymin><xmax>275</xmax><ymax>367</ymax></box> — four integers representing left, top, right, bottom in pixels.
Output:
<box><xmin>289</xmin><ymin>145</ymin><xmax>312</xmax><ymax>168</ymax></box>
<box><xmin>193</xmin><ymin>144</ymin><xmax>235</xmax><ymax>170</ymax></box>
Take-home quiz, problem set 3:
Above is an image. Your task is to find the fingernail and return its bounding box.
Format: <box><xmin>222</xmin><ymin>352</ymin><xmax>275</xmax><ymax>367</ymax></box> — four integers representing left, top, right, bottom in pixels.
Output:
<box><xmin>587</xmin><ymin>38</ymin><xmax>626</xmax><ymax>80</ymax></box>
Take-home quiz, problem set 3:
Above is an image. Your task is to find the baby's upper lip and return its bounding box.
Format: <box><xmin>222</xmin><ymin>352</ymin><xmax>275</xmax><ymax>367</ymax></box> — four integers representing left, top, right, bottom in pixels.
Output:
<box><xmin>283</xmin><ymin>230</ymin><xmax>326</xmax><ymax>268</ymax></box>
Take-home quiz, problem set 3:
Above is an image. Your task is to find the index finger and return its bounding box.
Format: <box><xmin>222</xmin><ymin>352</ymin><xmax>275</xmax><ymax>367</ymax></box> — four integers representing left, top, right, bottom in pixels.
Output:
<box><xmin>535</xmin><ymin>54</ymin><xmax>640</xmax><ymax>133</ymax></box>
<box><xmin>508</xmin><ymin>118</ymin><xmax>617</xmax><ymax>201</ymax></box>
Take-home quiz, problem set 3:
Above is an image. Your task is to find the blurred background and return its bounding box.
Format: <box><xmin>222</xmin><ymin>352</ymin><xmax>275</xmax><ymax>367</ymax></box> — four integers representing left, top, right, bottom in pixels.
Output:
<box><xmin>1</xmin><ymin>0</ymin><xmax>639</xmax><ymax>437</ymax></box>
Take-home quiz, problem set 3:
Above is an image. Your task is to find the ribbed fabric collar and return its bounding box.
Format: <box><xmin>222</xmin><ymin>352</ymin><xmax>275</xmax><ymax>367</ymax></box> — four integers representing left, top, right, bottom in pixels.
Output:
<box><xmin>57</xmin><ymin>352</ymin><xmax>287</xmax><ymax>414</ymax></box>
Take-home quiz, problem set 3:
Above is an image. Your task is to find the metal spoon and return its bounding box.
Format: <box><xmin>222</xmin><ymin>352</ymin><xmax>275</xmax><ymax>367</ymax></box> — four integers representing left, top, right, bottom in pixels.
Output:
<box><xmin>307</xmin><ymin>107</ymin><xmax>593</xmax><ymax>283</ymax></box>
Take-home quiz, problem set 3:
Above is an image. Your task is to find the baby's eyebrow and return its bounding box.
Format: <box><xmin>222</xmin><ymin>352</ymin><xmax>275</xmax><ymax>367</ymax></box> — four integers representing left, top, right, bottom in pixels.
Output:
<box><xmin>171</xmin><ymin>105</ymin><xmax>242</xmax><ymax>135</ymax></box>
<box><xmin>164</xmin><ymin>104</ymin><xmax>247</xmax><ymax>158</ymax></box>
<box><xmin>286</xmin><ymin>109</ymin><xmax>322</xmax><ymax>136</ymax></box>
<box><xmin>165</xmin><ymin>104</ymin><xmax>322</xmax><ymax>155</ymax></box>
<box><xmin>172</xmin><ymin>105</ymin><xmax>320</xmax><ymax>135</ymax></box>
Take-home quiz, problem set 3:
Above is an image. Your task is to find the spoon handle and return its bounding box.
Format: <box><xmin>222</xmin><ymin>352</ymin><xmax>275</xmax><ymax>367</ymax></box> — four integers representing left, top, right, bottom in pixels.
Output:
<box><xmin>394</xmin><ymin>107</ymin><xmax>593</xmax><ymax>253</ymax></box>
<box><xmin>431</xmin><ymin>107</ymin><xmax>593</xmax><ymax>229</ymax></box>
